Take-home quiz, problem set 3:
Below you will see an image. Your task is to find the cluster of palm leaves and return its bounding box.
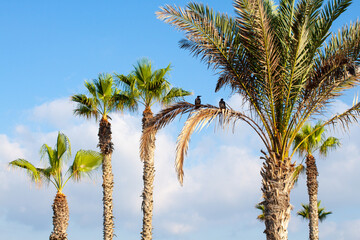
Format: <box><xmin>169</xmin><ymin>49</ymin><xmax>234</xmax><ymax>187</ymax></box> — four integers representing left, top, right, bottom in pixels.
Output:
<box><xmin>9</xmin><ymin>0</ymin><xmax>360</xmax><ymax>240</ymax></box>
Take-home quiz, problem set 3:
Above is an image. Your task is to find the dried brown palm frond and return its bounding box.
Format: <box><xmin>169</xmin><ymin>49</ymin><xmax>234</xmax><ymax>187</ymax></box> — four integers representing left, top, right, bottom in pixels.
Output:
<box><xmin>175</xmin><ymin>107</ymin><xmax>269</xmax><ymax>184</ymax></box>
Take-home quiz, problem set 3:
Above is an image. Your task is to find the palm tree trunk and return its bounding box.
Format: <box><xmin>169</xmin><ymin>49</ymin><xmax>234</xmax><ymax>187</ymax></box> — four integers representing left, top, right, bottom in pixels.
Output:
<box><xmin>306</xmin><ymin>154</ymin><xmax>319</xmax><ymax>240</ymax></box>
<box><xmin>140</xmin><ymin>107</ymin><xmax>156</xmax><ymax>240</ymax></box>
<box><xmin>98</xmin><ymin>118</ymin><xmax>114</xmax><ymax>240</ymax></box>
<box><xmin>261</xmin><ymin>151</ymin><xmax>295</xmax><ymax>240</ymax></box>
<box><xmin>49</xmin><ymin>192</ymin><xmax>69</xmax><ymax>240</ymax></box>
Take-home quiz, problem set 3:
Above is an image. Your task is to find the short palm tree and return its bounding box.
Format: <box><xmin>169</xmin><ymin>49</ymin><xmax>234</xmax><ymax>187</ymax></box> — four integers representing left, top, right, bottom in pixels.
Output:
<box><xmin>140</xmin><ymin>1</ymin><xmax>360</xmax><ymax>239</ymax></box>
<box><xmin>9</xmin><ymin>132</ymin><xmax>102</xmax><ymax>240</ymax></box>
<box><xmin>72</xmin><ymin>73</ymin><xmax>134</xmax><ymax>240</ymax></box>
<box><xmin>116</xmin><ymin>58</ymin><xmax>191</xmax><ymax>240</ymax></box>
<box><xmin>293</xmin><ymin>122</ymin><xmax>339</xmax><ymax>240</ymax></box>
<box><xmin>297</xmin><ymin>201</ymin><xmax>332</xmax><ymax>222</ymax></box>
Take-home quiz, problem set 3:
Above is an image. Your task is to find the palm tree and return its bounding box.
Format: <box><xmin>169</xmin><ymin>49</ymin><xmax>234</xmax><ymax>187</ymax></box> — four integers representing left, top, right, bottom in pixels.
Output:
<box><xmin>293</xmin><ymin>122</ymin><xmax>339</xmax><ymax>240</ymax></box>
<box><xmin>297</xmin><ymin>201</ymin><xmax>332</xmax><ymax>222</ymax></box>
<box><xmin>116</xmin><ymin>58</ymin><xmax>191</xmax><ymax>240</ymax></box>
<box><xmin>9</xmin><ymin>132</ymin><xmax>102</xmax><ymax>240</ymax></box>
<box><xmin>71</xmin><ymin>73</ymin><xmax>134</xmax><ymax>240</ymax></box>
<box><xmin>139</xmin><ymin>1</ymin><xmax>360</xmax><ymax>239</ymax></box>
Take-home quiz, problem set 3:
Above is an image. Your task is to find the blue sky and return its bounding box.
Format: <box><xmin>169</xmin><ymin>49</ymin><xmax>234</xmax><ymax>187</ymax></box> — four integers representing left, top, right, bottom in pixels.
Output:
<box><xmin>0</xmin><ymin>1</ymin><xmax>360</xmax><ymax>240</ymax></box>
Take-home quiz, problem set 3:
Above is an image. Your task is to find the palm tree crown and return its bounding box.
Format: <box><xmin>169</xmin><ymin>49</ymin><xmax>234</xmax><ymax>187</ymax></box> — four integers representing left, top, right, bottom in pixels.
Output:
<box><xmin>297</xmin><ymin>201</ymin><xmax>332</xmax><ymax>222</ymax></box>
<box><xmin>116</xmin><ymin>58</ymin><xmax>192</xmax><ymax>112</ymax></box>
<box><xmin>9</xmin><ymin>132</ymin><xmax>102</xmax><ymax>192</ymax></box>
<box><xmin>72</xmin><ymin>73</ymin><xmax>135</xmax><ymax>121</ymax></box>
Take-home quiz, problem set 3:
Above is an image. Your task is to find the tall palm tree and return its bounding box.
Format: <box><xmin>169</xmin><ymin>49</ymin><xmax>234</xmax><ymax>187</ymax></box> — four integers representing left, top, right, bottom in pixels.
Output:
<box><xmin>116</xmin><ymin>58</ymin><xmax>191</xmax><ymax>240</ymax></box>
<box><xmin>9</xmin><ymin>132</ymin><xmax>102</xmax><ymax>240</ymax></box>
<box><xmin>140</xmin><ymin>1</ymin><xmax>360</xmax><ymax>239</ymax></box>
<box><xmin>293</xmin><ymin>122</ymin><xmax>339</xmax><ymax>240</ymax></box>
<box><xmin>71</xmin><ymin>73</ymin><xmax>134</xmax><ymax>240</ymax></box>
<box><xmin>297</xmin><ymin>201</ymin><xmax>332</xmax><ymax>223</ymax></box>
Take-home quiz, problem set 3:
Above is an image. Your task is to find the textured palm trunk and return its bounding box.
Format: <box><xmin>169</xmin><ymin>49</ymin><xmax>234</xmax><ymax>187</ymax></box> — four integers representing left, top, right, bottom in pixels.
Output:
<box><xmin>140</xmin><ymin>107</ymin><xmax>156</xmax><ymax>240</ymax></box>
<box><xmin>261</xmin><ymin>151</ymin><xmax>295</xmax><ymax>240</ymax></box>
<box><xmin>49</xmin><ymin>192</ymin><xmax>69</xmax><ymax>240</ymax></box>
<box><xmin>306</xmin><ymin>154</ymin><xmax>319</xmax><ymax>240</ymax></box>
<box><xmin>98</xmin><ymin>118</ymin><xmax>114</xmax><ymax>240</ymax></box>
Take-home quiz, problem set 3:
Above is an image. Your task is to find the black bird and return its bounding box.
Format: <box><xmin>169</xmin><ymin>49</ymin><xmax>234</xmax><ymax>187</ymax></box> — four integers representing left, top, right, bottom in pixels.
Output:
<box><xmin>219</xmin><ymin>98</ymin><xmax>226</xmax><ymax>110</ymax></box>
<box><xmin>195</xmin><ymin>95</ymin><xmax>201</xmax><ymax>108</ymax></box>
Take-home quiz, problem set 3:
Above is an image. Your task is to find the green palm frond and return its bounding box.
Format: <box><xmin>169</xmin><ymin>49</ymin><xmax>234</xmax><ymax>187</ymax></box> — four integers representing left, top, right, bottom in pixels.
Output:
<box><xmin>9</xmin><ymin>159</ymin><xmax>42</xmax><ymax>183</ymax></box>
<box><xmin>70</xmin><ymin>150</ymin><xmax>102</xmax><ymax>181</ymax></box>
<box><xmin>255</xmin><ymin>203</ymin><xmax>265</xmax><ymax>222</ymax></box>
<box><xmin>319</xmin><ymin>136</ymin><xmax>340</xmax><ymax>156</ymax></box>
<box><xmin>56</xmin><ymin>132</ymin><xmax>71</xmax><ymax>163</ymax></box>
<box><xmin>291</xmin><ymin>163</ymin><xmax>305</xmax><ymax>184</ymax></box>
<box><xmin>161</xmin><ymin>88</ymin><xmax>192</xmax><ymax>106</ymax></box>
<box><xmin>72</xmin><ymin>94</ymin><xmax>99</xmax><ymax>120</ymax></box>
<box><xmin>40</xmin><ymin>144</ymin><xmax>56</xmax><ymax>169</ymax></box>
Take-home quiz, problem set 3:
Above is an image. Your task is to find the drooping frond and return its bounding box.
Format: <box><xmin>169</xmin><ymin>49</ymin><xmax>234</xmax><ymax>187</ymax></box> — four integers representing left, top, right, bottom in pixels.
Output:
<box><xmin>70</xmin><ymin>150</ymin><xmax>102</xmax><ymax>181</ymax></box>
<box><xmin>9</xmin><ymin>159</ymin><xmax>42</xmax><ymax>184</ymax></box>
<box><xmin>291</xmin><ymin>163</ymin><xmax>305</xmax><ymax>184</ymax></box>
<box><xmin>319</xmin><ymin>136</ymin><xmax>341</xmax><ymax>156</ymax></box>
<box><xmin>324</xmin><ymin>101</ymin><xmax>360</xmax><ymax>131</ymax></box>
<box><xmin>71</xmin><ymin>94</ymin><xmax>99</xmax><ymax>120</ymax></box>
<box><xmin>175</xmin><ymin>106</ymin><xmax>269</xmax><ymax>184</ymax></box>
<box><xmin>140</xmin><ymin>102</ymin><xmax>197</xmax><ymax>161</ymax></box>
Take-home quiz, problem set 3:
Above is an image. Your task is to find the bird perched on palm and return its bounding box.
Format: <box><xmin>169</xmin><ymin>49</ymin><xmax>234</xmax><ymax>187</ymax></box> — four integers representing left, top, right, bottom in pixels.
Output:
<box><xmin>219</xmin><ymin>98</ymin><xmax>226</xmax><ymax>110</ymax></box>
<box><xmin>195</xmin><ymin>95</ymin><xmax>201</xmax><ymax>108</ymax></box>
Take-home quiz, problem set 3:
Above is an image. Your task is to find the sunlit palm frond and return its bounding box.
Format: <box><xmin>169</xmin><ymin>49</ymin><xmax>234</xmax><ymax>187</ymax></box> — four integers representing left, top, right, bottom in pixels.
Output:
<box><xmin>291</xmin><ymin>163</ymin><xmax>305</xmax><ymax>184</ymax></box>
<box><xmin>161</xmin><ymin>88</ymin><xmax>193</xmax><ymax>106</ymax></box>
<box><xmin>319</xmin><ymin>136</ymin><xmax>340</xmax><ymax>156</ymax></box>
<box><xmin>70</xmin><ymin>150</ymin><xmax>102</xmax><ymax>181</ymax></box>
<box><xmin>71</xmin><ymin>94</ymin><xmax>99</xmax><ymax>120</ymax></box>
<box><xmin>9</xmin><ymin>159</ymin><xmax>42</xmax><ymax>184</ymax></box>
<box><xmin>324</xmin><ymin>101</ymin><xmax>360</xmax><ymax>131</ymax></box>
<box><xmin>56</xmin><ymin>132</ymin><xmax>71</xmax><ymax>163</ymax></box>
<box><xmin>40</xmin><ymin>143</ymin><xmax>56</xmax><ymax>170</ymax></box>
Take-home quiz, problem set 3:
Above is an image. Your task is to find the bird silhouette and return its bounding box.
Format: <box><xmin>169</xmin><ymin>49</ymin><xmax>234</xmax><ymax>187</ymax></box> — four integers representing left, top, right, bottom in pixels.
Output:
<box><xmin>195</xmin><ymin>96</ymin><xmax>201</xmax><ymax>108</ymax></box>
<box><xmin>219</xmin><ymin>98</ymin><xmax>226</xmax><ymax>110</ymax></box>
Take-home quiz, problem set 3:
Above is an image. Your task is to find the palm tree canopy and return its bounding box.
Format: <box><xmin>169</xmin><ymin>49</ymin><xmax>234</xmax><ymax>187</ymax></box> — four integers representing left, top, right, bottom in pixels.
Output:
<box><xmin>72</xmin><ymin>73</ymin><xmax>136</xmax><ymax>121</ymax></box>
<box><xmin>293</xmin><ymin>122</ymin><xmax>340</xmax><ymax>156</ymax></box>
<box><xmin>297</xmin><ymin>201</ymin><xmax>332</xmax><ymax>222</ymax></box>
<box><xmin>150</xmin><ymin>0</ymin><xmax>360</xmax><ymax>182</ymax></box>
<box><xmin>115</xmin><ymin>58</ymin><xmax>192</xmax><ymax>110</ymax></box>
<box><xmin>9</xmin><ymin>132</ymin><xmax>102</xmax><ymax>192</ymax></box>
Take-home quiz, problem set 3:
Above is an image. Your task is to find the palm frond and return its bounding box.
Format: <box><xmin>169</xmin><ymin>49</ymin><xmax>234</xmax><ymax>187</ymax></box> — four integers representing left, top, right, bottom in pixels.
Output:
<box><xmin>161</xmin><ymin>87</ymin><xmax>193</xmax><ymax>106</ymax></box>
<box><xmin>71</xmin><ymin>94</ymin><xmax>99</xmax><ymax>120</ymax></box>
<box><xmin>319</xmin><ymin>136</ymin><xmax>340</xmax><ymax>156</ymax></box>
<box><xmin>291</xmin><ymin>163</ymin><xmax>305</xmax><ymax>184</ymax></box>
<box><xmin>175</xmin><ymin>106</ymin><xmax>269</xmax><ymax>184</ymax></box>
<box><xmin>56</xmin><ymin>132</ymin><xmax>71</xmax><ymax>163</ymax></box>
<box><xmin>40</xmin><ymin>143</ymin><xmax>56</xmax><ymax>170</ymax></box>
<box><xmin>9</xmin><ymin>159</ymin><xmax>42</xmax><ymax>184</ymax></box>
<box><xmin>70</xmin><ymin>150</ymin><xmax>102</xmax><ymax>181</ymax></box>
